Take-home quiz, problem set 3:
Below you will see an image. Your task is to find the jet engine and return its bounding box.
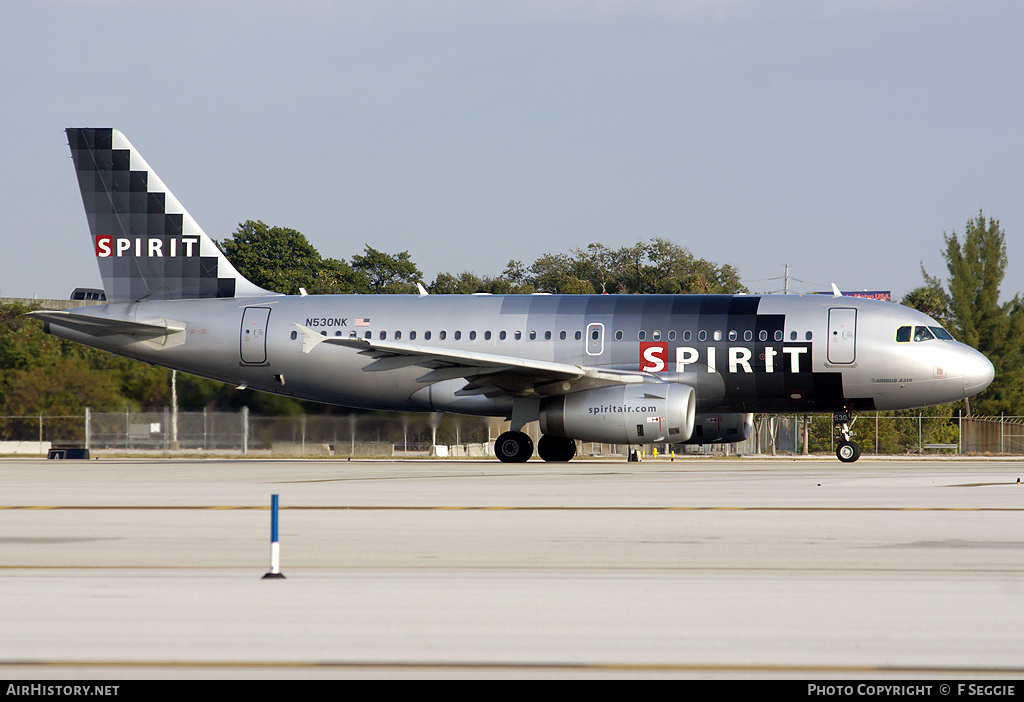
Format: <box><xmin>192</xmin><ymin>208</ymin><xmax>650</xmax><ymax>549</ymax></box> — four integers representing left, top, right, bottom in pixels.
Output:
<box><xmin>539</xmin><ymin>383</ymin><xmax>695</xmax><ymax>444</ymax></box>
<box><xmin>678</xmin><ymin>412</ymin><xmax>754</xmax><ymax>444</ymax></box>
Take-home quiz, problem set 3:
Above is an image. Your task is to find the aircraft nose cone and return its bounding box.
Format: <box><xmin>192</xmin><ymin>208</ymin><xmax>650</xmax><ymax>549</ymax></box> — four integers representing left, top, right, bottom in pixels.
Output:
<box><xmin>963</xmin><ymin>349</ymin><xmax>995</xmax><ymax>397</ymax></box>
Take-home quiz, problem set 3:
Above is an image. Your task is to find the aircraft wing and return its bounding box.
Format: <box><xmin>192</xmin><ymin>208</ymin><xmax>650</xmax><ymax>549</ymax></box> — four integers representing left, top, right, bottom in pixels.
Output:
<box><xmin>27</xmin><ymin>310</ymin><xmax>186</xmax><ymax>339</ymax></box>
<box><xmin>293</xmin><ymin>323</ymin><xmax>645</xmax><ymax>397</ymax></box>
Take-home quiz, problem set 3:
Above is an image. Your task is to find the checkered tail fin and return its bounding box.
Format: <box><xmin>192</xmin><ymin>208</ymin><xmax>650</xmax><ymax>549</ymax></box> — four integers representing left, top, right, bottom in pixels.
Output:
<box><xmin>66</xmin><ymin>128</ymin><xmax>271</xmax><ymax>302</ymax></box>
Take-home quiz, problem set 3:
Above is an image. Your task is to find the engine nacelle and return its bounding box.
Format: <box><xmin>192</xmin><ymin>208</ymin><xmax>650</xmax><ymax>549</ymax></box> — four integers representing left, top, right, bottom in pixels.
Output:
<box><xmin>539</xmin><ymin>383</ymin><xmax>695</xmax><ymax>444</ymax></box>
<box><xmin>677</xmin><ymin>412</ymin><xmax>754</xmax><ymax>444</ymax></box>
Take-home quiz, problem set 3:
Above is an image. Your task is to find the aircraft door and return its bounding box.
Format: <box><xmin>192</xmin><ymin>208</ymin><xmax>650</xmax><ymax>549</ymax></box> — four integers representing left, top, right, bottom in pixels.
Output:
<box><xmin>827</xmin><ymin>308</ymin><xmax>857</xmax><ymax>364</ymax></box>
<box><xmin>586</xmin><ymin>323</ymin><xmax>604</xmax><ymax>356</ymax></box>
<box><xmin>240</xmin><ymin>307</ymin><xmax>272</xmax><ymax>365</ymax></box>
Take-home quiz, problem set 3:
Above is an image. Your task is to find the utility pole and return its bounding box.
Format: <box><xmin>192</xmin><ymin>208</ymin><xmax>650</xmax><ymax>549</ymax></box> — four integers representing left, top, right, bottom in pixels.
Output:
<box><xmin>171</xmin><ymin>369</ymin><xmax>178</xmax><ymax>449</ymax></box>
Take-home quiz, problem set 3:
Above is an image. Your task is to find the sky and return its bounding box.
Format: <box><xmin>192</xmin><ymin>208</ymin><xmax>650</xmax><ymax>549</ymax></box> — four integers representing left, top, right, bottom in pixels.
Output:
<box><xmin>2</xmin><ymin>0</ymin><xmax>1022</xmax><ymax>302</ymax></box>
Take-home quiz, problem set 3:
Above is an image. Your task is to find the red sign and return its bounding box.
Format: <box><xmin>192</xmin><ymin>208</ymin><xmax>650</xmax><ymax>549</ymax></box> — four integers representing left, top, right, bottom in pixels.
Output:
<box><xmin>639</xmin><ymin>342</ymin><xmax>668</xmax><ymax>372</ymax></box>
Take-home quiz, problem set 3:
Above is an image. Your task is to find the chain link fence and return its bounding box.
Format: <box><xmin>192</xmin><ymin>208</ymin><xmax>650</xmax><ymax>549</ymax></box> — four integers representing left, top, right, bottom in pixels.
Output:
<box><xmin>743</xmin><ymin>413</ymin><xmax>1023</xmax><ymax>457</ymax></box>
<box><xmin>1</xmin><ymin>409</ymin><xmax>1022</xmax><ymax>458</ymax></box>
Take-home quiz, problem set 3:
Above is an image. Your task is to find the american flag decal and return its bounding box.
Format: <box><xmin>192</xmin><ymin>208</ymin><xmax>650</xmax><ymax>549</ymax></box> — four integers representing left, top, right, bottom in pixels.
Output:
<box><xmin>355</xmin><ymin>318</ymin><xmax>370</xmax><ymax>327</ymax></box>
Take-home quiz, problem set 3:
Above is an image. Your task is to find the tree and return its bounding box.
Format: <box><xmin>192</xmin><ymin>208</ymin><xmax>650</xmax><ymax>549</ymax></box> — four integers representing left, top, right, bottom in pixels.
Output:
<box><xmin>0</xmin><ymin>302</ymin><xmax>173</xmax><ymax>426</ymax></box>
<box><xmin>570</xmin><ymin>243</ymin><xmax>619</xmax><ymax>294</ymax></box>
<box><xmin>218</xmin><ymin>220</ymin><xmax>365</xmax><ymax>295</ymax></box>
<box><xmin>528</xmin><ymin>253</ymin><xmax>595</xmax><ymax>294</ymax></box>
<box><xmin>307</xmin><ymin>257</ymin><xmax>368</xmax><ymax>295</ymax></box>
<box><xmin>913</xmin><ymin>212</ymin><xmax>1024</xmax><ymax>415</ymax></box>
<box><xmin>563</xmin><ymin>238</ymin><xmax>747</xmax><ymax>295</ymax></box>
<box><xmin>901</xmin><ymin>268</ymin><xmax>952</xmax><ymax>328</ymax></box>
<box><xmin>487</xmin><ymin>261</ymin><xmax>535</xmax><ymax>294</ymax></box>
<box><xmin>428</xmin><ymin>271</ymin><xmax>497</xmax><ymax>295</ymax></box>
<box><xmin>941</xmin><ymin>213</ymin><xmax>1014</xmax><ymax>349</ymax></box>
<box><xmin>351</xmin><ymin>245</ymin><xmax>423</xmax><ymax>294</ymax></box>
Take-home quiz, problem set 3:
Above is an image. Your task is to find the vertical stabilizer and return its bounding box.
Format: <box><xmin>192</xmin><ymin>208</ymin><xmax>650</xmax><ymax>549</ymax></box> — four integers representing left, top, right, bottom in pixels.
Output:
<box><xmin>66</xmin><ymin>128</ymin><xmax>271</xmax><ymax>302</ymax></box>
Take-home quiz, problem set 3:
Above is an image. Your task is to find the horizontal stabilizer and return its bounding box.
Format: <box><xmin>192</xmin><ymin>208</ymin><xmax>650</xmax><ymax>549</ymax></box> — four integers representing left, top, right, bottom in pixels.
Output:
<box><xmin>28</xmin><ymin>310</ymin><xmax>185</xmax><ymax>339</ymax></box>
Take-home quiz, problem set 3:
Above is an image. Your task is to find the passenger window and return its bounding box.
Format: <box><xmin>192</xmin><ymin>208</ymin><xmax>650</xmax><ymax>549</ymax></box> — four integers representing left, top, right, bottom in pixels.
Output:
<box><xmin>684</xmin><ymin>330</ymin><xmax>692</xmax><ymax>341</ymax></box>
<box><xmin>410</xmin><ymin>331</ymin><xmax>416</xmax><ymax>340</ymax></box>
<box><xmin>439</xmin><ymin>331</ymin><xmax>447</xmax><ymax>340</ymax></box>
<box><xmin>775</xmin><ymin>331</ymin><xmax>783</xmax><ymax>342</ymax></box>
<box><xmin>515</xmin><ymin>331</ymin><xmax>522</xmax><ymax>340</ymax></box>
<box><xmin>759</xmin><ymin>330</ymin><xmax>767</xmax><ymax>342</ymax></box>
<box><xmin>469</xmin><ymin>331</ymin><xmax>476</xmax><ymax>340</ymax></box>
<box><xmin>454</xmin><ymin>331</ymin><xmax>462</xmax><ymax>340</ymax></box>
<box><xmin>653</xmin><ymin>330</ymin><xmax>662</xmax><ymax>341</ymax></box>
<box><xmin>697</xmin><ymin>331</ymin><xmax>706</xmax><ymax>342</ymax></box>
<box><xmin>615</xmin><ymin>330</ymin><xmax>623</xmax><ymax>341</ymax></box>
<box><xmin>896</xmin><ymin>326</ymin><xmax>912</xmax><ymax>343</ymax></box>
<box><xmin>424</xmin><ymin>331</ymin><xmax>432</xmax><ymax>340</ymax></box>
<box><xmin>529</xmin><ymin>331</ymin><xmax>537</xmax><ymax>341</ymax></box>
<box><xmin>575</xmin><ymin>331</ymin><xmax>582</xmax><ymax>340</ymax></box>
<box><xmin>395</xmin><ymin>331</ymin><xmax>401</xmax><ymax>340</ymax></box>
<box><xmin>744</xmin><ymin>331</ymin><xmax>752</xmax><ymax>342</ymax></box>
<box><xmin>559</xmin><ymin>331</ymin><xmax>566</xmax><ymax>340</ymax></box>
<box><xmin>805</xmin><ymin>331</ymin><xmax>813</xmax><ymax>341</ymax></box>
<box><xmin>713</xmin><ymin>331</ymin><xmax>722</xmax><ymax>341</ymax></box>
<box><xmin>499</xmin><ymin>331</ymin><xmax>506</xmax><ymax>340</ymax></box>
<box><xmin>545</xmin><ymin>331</ymin><xmax>552</xmax><ymax>341</ymax></box>
<box><xmin>668</xmin><ymin>330</ymin><xmax>676</xmax><ymax>341</ymax></box>
<box><xmin>638</xmin><ymin>330</ymin><xmax>646</xmax><ymax>341</ymax></box>
<box><xmin>728</xmin><ymin>330</ymin><xmax>737</xmax><ymax>341</ymax></box>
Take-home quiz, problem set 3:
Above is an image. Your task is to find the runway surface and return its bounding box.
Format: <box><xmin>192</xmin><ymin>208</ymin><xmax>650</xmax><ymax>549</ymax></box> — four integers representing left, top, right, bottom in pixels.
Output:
<box><xmin>1</xmin><ymin>455</ymin><xmax>1023</xmax><ymax>679</ymax></box>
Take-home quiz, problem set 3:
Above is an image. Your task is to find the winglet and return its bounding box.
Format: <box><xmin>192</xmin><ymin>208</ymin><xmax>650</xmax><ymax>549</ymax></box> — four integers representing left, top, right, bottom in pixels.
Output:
<box><xmin>417</xmin><ymin>282</ymin><xmax>429</xmax><ymax>297</ymax></box>
<box><xmin>831</xmin><ymin>283</ymin><xmax>842</xmax><ymax>297</ymax></box>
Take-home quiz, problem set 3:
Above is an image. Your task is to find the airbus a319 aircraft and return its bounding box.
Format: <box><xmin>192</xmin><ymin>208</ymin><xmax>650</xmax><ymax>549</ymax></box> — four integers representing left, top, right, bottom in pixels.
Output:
<box><xmin>32</xmin><ymin>128</ymin><xmax>995</xmax><ymax>462</ymax></box>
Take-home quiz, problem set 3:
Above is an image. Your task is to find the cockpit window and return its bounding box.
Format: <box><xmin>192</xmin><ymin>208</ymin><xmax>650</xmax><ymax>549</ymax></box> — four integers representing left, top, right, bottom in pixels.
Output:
<box><xmin>897</xmin><ymin>325</ymin><xmax>953</xmax><ymax>343</ymax></box>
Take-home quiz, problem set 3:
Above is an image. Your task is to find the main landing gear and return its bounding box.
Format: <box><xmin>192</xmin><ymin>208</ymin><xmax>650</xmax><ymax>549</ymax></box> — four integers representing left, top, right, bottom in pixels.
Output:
<box><xmin>834</xmin><ymin>410</ymin><xmax>861</xmax><ymax>463</ymax></box>
<box><xmin>537</xmin><ymin>434</ymin><xmax>577</xmax><ymax>462</ymax></box>
<box><xmin>495</xmin><ymin>431</ymin><xmax>533</xmax><ymax>463</ymax></box>
<box><xmin>494</xmin><ymin>432</ymin><xmax>577</xmax><ymax>463</ymax></box>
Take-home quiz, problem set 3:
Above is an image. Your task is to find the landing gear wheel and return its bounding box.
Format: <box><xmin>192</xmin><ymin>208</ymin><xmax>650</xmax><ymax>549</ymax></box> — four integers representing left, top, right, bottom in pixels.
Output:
<box><xmin>836</xmin><ymin>440</ymin><xmax>861</xmax><ymax>463</ymax></box>
<box><xmin>833</xmin><ymin>411</ymin><xmax>860</xmax><ymax>463</ymax></box>
<box><xmin>495</xmin><ymin>431</ymin><xmax>534</xmax><ymax>463</ymax></box>
<box><xmin>537</xmin><ymin>435</ymin><xmax>577</xmax><ymax>462</ymax></box>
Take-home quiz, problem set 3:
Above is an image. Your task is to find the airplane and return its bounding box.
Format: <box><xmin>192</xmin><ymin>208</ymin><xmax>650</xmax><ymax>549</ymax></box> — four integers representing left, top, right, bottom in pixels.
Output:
<box><xmin>30</xmin><ymin>128</ymin><xmax>995</xmax><ymax>463</ymax></box>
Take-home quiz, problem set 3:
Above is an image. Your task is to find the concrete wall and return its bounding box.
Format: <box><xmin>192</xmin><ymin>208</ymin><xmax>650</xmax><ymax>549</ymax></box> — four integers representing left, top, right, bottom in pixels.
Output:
<box><xmin>1</xmin><ymin>297</ymin><xmax>101</xmax><ymax>311</ymax></box>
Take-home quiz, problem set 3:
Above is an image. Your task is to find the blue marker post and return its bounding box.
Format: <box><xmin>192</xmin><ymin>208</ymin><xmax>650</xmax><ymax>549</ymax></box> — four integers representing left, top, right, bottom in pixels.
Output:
<box><xmin>262</xmin><ymin>494</ymin><xmax>286</xmax><ymax>579</ymax></box>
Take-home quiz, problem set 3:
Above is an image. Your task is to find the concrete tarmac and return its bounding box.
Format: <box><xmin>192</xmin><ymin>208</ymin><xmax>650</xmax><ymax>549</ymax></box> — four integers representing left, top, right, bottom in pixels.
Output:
<box><xmin>1</xmin><ymin>456</ymin><xmax>1023</xmax><ymax>679</ymax></box>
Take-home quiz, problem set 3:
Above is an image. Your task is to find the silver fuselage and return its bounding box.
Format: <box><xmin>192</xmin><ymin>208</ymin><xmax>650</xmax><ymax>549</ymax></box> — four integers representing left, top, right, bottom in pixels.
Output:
<box><xmin>45</xmin><ymin>292</ymin><xmax>994</xmax><ymax>418</ymax></box>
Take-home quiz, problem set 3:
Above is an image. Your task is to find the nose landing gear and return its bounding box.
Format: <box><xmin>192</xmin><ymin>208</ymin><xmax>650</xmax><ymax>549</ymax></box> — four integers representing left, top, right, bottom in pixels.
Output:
<box><xmin>834</xmin><ymin>411</ymin><xmax>861</xmax><ymax>462</ymax></box>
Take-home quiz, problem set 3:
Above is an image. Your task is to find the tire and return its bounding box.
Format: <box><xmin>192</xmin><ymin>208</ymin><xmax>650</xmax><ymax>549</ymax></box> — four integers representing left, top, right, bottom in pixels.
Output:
<box><xmin>836</xmin><ymin>440</ymin><xmax>861</xmax><ymax>463</ymax></box>
<box><xmin>537</xmin><ymin>435</ymin><xmax>577</xmax><ymax>462</ymax></box>
<box><xmin>495</xmin><ymin>431</ymin><xmax>534</xmax><ymax>463</ymax></box>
